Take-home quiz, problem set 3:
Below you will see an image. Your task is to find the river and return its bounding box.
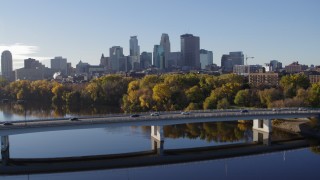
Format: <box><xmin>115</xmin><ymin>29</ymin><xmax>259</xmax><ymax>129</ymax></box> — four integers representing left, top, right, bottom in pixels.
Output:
<box><xmin>0</xmin><ymin>104</ymin><xmax>320</xmax><ymax>179</ymax></box>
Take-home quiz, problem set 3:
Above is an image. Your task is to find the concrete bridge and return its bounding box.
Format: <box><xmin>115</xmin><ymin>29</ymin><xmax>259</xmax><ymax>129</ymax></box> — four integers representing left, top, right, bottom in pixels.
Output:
<box><xmin>1</xmin><ymin>108</ymin><xmax>319</xmax><ymax>136</ymax></box>
<box><xmin>1</xmin><ymin>108</ymin><xmax>319</xmax><ymax>172</ymax></box>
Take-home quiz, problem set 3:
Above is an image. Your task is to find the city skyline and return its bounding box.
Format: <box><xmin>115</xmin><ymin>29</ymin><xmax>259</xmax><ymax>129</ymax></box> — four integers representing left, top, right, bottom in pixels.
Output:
<box><xmin>0</xmin><ymin>0</ymin><xmax>319</xmax><ymax>70</ymax></box>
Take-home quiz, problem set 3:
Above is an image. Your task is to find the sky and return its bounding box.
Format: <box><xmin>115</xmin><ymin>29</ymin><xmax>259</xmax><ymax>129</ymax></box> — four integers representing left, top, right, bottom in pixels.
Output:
<box><xmin>0</xmin><ymin>0</ymin><xmax>320</xmax><ymax>70</ymax></box>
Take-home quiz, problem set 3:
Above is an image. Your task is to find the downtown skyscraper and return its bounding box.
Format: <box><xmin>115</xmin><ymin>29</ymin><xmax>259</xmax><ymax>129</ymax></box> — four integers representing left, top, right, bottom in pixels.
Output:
<box><xmin>129</xmin><ymin>36</ymin><xmax>140</xmax><ymax>70</ymax></box>
<box><xmin>160</xmin><ymin>33</ymin><xmax>171</xmax><ymax>69</ymax></box>
<box><xmin>109</xmin><ymin>46</ymin><xmax>125</xmax><ymax>72</ymax></box>
<box><xmin>153</xmin><ymin>45</ymin><xmax>165</xmax><ymax>69</ymax></box>
<box><xmin>180</xmin><ymin>34</ymin><xmax>200</xmax><ymax>70</ymax></box>
<box><xmin>1</xmin><ymin>50</ymin><xmax>13</xmax><ymax>81</ymax></box>
<box><xmin>51</xmin><ymin>56</ymin><xmax>68</xmax><ymax>75</ymax></box>
<box><xmin>221</xmin><ymin>51</ymin><xmax>244</xmax><ymax>73</ymax></box>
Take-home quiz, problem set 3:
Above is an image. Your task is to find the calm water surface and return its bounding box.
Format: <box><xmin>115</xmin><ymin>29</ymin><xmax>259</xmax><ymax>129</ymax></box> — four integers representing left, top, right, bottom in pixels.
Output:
<box><xmin>1</xmin><ymin>106</ymin><xmax>320</xmax><ymax>179</ymax></box>
<box><xmin>2</xmin><ymin>147</ymin><xmax>320</xmax><ymax>180</ymax></box>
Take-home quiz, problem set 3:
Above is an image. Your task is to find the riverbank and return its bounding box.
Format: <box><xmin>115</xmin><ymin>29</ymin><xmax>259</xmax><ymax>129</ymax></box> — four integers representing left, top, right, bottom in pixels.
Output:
<box><xmin>273</xmin><ymin>118</ymin><xmax>320</xmax><ymax>139</ymax></box>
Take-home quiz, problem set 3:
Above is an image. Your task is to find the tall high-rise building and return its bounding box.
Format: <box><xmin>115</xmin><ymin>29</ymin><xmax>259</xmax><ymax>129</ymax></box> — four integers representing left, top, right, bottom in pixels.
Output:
<box><xmin>221</xmin><ymin>51</ymin><xmax>244</xmax><ymax>73</ymax></box>
<box><xmin>153</xmin><ymin>45</ymin><xmax>165</xmax><ymax>69</ymax></box>
<box><xmin>221</xmin><ymin>54</ymin><xmax>232</xmax><ymax>72</ymax></box>
<box><xmin>109</xmin><ymin>46</ymin><xmax>124</xmax><ymax>72</ymax></box>
<box><xmin>168</xmin><ymin>52</ymin><xmax>181</xmax><ymax>68</ymax></box>
<box><xmin>180</xmin><ymin>34</ymin><xmax>200</xmax><ymax>70</ymax></box>
<box><xmin>130</xmin><ymin>36</ymin><xmax>140</xmax><ymax>56</ymax></box>
<box><xmin>160</xmin><ymin>33</ymin><xmax>171</xmax><ymax>69</ymax></box>
<box><xmin>1</xmin><ymin>50</ymin><xmax>13</xmax><ymax>81</ymax></box>
<box><xmin>140</xmin><ymin>52</ymin><xmax>152</xmax><ymax>69</ymax></box>
<box><xmin>200</xmin><ymin>49</ymin><xmax>213</xmax><ymax>69</ymax></box>
<box><xmin>51</xmin><ymin>56</ymin><xmax>67</xmax><ymax>75</ymax></box>
<box><xmin>129</xmin><ymin>36</ymin><xmax>140</xmax><ymax>70</ymax></box>
<box><xmin>229</xmin><ymin>52</ymin><xmax>244</xmax><ymax>65</ymax></box>
<box><xmin>160</xmin><ymin>33</ymin><xmax>170</xmax><ymax>55</ymax></box>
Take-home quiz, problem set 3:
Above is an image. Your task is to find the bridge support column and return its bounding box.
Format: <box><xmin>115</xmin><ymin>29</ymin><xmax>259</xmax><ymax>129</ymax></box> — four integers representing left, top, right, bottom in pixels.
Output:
<box><xmin>1</xmin><ymin>136</ymin><xmax>10</xmax><ymax>165</ymax></box>
<box><xmin>253</xmin><ymin>119</ymin><xmax>272</xmax><ymax>133</ymax></box>
<box><xmin>253</xmin><ymin>119</ymin><xmax>272</xmax><ymax>145</ymax></box>
<box><xmin>151</xmin><ymin>126</ymin><xmax>164</xmax><ymax>155</ymax></box>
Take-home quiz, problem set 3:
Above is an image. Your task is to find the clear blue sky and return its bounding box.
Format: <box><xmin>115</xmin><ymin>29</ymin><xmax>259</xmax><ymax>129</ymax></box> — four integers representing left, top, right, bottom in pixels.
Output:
<box><xmin>1</xmin><ymin>0</ymin><xmax>319</xmax><ymax>70</ymax></box>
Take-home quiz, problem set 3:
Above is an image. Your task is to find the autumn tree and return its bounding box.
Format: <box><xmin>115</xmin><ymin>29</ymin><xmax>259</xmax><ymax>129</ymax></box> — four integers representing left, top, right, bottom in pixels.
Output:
<box><xmin>52</xmin><ymin>83</ymin><xmax>69</xmax><ymax>104</ymax></box>
<box><xmin>234</xmin><ymin>89</ymin><xmax>250</xmax><ymax>107</ymax></box>
<box><xmin>259</xmin><ymin>88</ymin><xmax>283</xmax><ymax>108</ymax></box>
<box><xmin>217</xmin><ymin>98</ymin><xmax>230</xmax><ymax>109</ymax></box>
<box><xmin>152</xmin><ymin>83</ymin><xmax>173</xmax><ymax>111</ymax></box>
<box><xmin>280</xmin><ymin>74</ymin><xmax>310</xmax><ymax>98</ymax></box>
<box><xmin>308</xmin><ymin>82</ymin><xmax>320</xmax><ymax>107</ymax></box>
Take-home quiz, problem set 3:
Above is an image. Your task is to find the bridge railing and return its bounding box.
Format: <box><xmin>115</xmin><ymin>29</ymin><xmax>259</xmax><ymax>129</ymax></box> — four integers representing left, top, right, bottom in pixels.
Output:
<box><xmin>2</xmin><ymin>108</ymin><xmax>320</xmax><ymax>125</ymax></box>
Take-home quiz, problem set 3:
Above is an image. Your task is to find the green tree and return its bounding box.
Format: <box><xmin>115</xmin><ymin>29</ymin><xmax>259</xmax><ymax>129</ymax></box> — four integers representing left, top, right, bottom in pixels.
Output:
<box><xmin>140</xmin><ymin>75</ymin><xmax>162</xmax><ymax>89</ymax></box>
<box><xmin>29</xmin><ymin>80</ymin><xmax>54</xmax><ymax>102</ymax></box>
<box><xmin>234</xmin><ymin>89</ymin><xmax>250</xmax><ymax>107</ymax></box>
<box><xmin>280</xmin><ymin>74</ymin><xmax>310</xmax><ymax>98</ymax></box>
<box><xmin>259</xmin><ymin>88</ymin><xmax>283</xmax><ymax>108</ymax></box>
<box><xmin>217</xmin><ymin>98</ymin><xmax>230</xmax><ymax>109</ymax></box>
<box><xmin>185</xmin><ymin>102</ymin><xmax>201</xmax><ymax>111</ymax></box>
<box><xmin>308</xmin><ymin>83</ymin><xmax>320</xmax><ymax>107</ymax></box>
<box><xmin>203</xmin><ymin>89</ymin><xmax>222</xmax><ymax>109</ymax></box>
<box><xmin>185</xmin><ymin>85</ymin><xmax>204</xmax><ymax>103</ymax></box>
<box><xmin>100</xmin><ymin>75</ymin><xmax>132</xmax><ymax>105</ymax></box>
<box><xmin>0</xmin><ymin>77</ymin><xmax>8</xmax><ymax>88</ymax></box>
<box><xmin>65</xmin><ymin>91</ymin><xmax>81</xmax><ymax>106</ymax></box>
<box><xmin>199</xmin><ymin>75</ymin><xmax>220</xmax><ymax>97</ymax></box>
<box><xmin>152</xmin><ymin>83</ymin><xmax>172</xmax><ymax>110</ymax></box>
<box><xmin>8</xmin><ymin>80</ymin><xmax>31</xmax><ymax>100</ymax></box>
<box><xmin>51</xmin><ymin>83</ymin><xmax>68</xmax><ymax>104</ymax></box>
<box><xmin>85</xmin><ymin>80</ymin><xmax>102</xmax><ymax>103</ymax></box>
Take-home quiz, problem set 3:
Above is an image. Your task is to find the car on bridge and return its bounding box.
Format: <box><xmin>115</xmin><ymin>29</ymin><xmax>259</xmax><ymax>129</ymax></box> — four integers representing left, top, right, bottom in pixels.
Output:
<box><xmin>150</xmin><ymin>112</ymin><xmax>160</xmax><ymax>116</ymax></box>
<box><xmin>298</xmin><ymin>107</ymin><xmax>308</xmax><ymax>111</ymax></box>
<box><xmin>181</xmin><ymin>111</ymin><xmax>190</xmax><ymax>115</ymax></box>
<box><xmin>240</xmin><ymin>110</ymin><xmax>249</xmax><ymax>113</ymax></box>
<box><xmin>131</xmin><ymin>114</ymin><xmax>140</xmax><ymax>118</ymax></box>
<box><xmin>69</xmin><ymin>117</ymin><xmax>79</xmax><ymax>121</ymax></box>
<box><xmin>2</xmin><ymin>122</ymin><xmax>13</xmax><ymax>126</ymax></box>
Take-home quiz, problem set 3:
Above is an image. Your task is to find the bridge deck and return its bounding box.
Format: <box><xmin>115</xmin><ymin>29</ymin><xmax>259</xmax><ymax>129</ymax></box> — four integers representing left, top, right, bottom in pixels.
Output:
<box><xmin>1</xmin><ymin>109</ymin><xmax>319</xmax><ymax>136</ymax></box>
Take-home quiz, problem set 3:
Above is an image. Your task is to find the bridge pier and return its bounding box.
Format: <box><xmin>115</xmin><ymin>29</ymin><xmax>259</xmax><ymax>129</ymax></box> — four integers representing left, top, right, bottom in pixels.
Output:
<box><xmin>252</xmin><ymin>119</ymin><xmax>272</xmax><ymax>145</ymax></box>
<box><xmin>1</xmin><ymin>136</ymin><xmax>10</xmax><ymax>165</ymax></box>
<box><xmin>151</xmin><ymin>126</ymin><xmax>164</xmax><ymax>155</ymax></box>
<box><xmin>253</xmin><ymin>119</ymin><xmax>272</xmax><ymax>133</ymax></box>
<box><xmin>253</xmin><ymin>129</ymin><xmax>271</xmax><ymax>146</ymax></box>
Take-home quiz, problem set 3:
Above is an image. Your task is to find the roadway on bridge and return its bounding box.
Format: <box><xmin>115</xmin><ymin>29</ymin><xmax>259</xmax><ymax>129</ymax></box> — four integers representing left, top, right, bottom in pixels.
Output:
<box><xmin>0</xmin><ymin>108</ymin><xmax>319</xmax><ymax>136</ymax></box>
